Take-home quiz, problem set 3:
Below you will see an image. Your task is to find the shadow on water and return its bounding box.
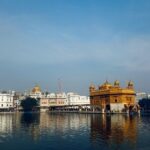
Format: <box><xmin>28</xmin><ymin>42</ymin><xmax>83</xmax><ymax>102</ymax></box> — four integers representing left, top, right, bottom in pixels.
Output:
<box><xmin>20</xmin><ymin>112</ymin><xmax>40</xmax><ymax>141</ymax></box>
<box><xmin>21</xmin><ymin>112</ymin><xmax>40</xmax><ymax>126</ymax></box>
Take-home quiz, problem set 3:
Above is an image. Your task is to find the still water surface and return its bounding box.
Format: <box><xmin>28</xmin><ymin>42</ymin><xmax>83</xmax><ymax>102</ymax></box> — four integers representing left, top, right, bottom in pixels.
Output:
<box><xmin>0</xmin><ymin>113</ymin><xmax>149</xmax><ymax>150</ymax></box>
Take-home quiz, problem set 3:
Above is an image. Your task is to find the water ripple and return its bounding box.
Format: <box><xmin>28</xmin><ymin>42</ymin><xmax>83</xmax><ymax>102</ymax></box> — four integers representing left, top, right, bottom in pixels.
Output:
<box><xmin>0</xmin><ymin>113</ymin><xmax>150</xmax><ymax>150</ymax></box>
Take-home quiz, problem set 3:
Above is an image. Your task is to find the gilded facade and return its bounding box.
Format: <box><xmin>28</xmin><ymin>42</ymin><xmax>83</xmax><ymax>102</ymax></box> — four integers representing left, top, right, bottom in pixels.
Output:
<box><xmin>89</xmin><ymin>80</ymin><xmax>136</xmax><ymax>113</ymax></box>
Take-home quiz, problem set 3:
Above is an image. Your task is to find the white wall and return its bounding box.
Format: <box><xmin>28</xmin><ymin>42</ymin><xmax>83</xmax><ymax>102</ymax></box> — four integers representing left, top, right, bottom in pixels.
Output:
<box><xmin>0</xmin><ymin>93</ymin><xmax>13</xmax><ymax>109</ymax></box>
<box><xmin>67</xmin><ymin>93</ymin><xmax>90</xmax><ymax>106</ymax></box>
<box><xmin>110</xmin><ymin>103</ymin><xmax>124</xmax><ymax>112</ymax></box>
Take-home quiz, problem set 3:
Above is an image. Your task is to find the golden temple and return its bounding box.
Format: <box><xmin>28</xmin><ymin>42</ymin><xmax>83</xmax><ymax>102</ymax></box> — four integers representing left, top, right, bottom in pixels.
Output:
<box><xmin>89</xmin><ymin>80</ymin><xmax>137</xmax><ymax>113</ymax></box>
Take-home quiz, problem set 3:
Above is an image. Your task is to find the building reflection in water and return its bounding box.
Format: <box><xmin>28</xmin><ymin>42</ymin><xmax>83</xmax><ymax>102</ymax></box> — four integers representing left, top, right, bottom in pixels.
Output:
<box><xmin>20</xmin><ymin>113</ymin><xmax>40</xmax><ymax>141</ymax></box>
<box><xmin>0</xmin><ymin>113</ymin><xmax>14</xmax><ymax>144</ymax></box>
<box><xmin>20</xmin><ymin>113</ymin><xmax>91</xmax><ymax>141</ymax></box>
<box><xmin>90</xmin><ymin>114</ymin><xmax>139</xmax><ymax>149</ymax></box>
<box><xmin>21</xmin><ymin>113</ymin><xmax>40</xmax><ymax>126</ymax></box>
<box><xmin>39</xmin><ymin>113</ymin><xmax>91</xmax><ymax>134</ymax></box>
<box><xmin>0</xmin><ymin>114</ymin><xmax>13</xmax><ymax>134</ymax></box>
<box><xmin>0</xmin><ymin>112</ymin><xmax>140</xmax><ymax>149</ymax></box>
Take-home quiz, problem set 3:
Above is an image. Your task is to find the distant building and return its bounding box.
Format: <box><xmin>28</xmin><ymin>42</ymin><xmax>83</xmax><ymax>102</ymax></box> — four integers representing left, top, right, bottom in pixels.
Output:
<box><xmin>89</xmin><ymin>80</ymin><xmax>137</xmax><ymax>113</ymax></box>
<box><xmin>29</xmin><ymin>85</ymin><xmax>42</xmax><ymax>99</ymax></box>
<box><xmin>56</xmin><ymin>93</ymin><xmax>67</xmax><ymax>105</ymax></box>
<box><xmin>40</xmin><ymin>97</ymin><xmax>49</xmax><ymax>112</ymax></box>
<box><xmin>28</xmin><ymin>84</ymin><xmax>90</xmax><ymax>112</ymax></box>
<box><xmin>40</xmin><ymin>92</ymin><xmax>90</xmax><ymax>112</ymax></box>
<box><xmin>136</xmin><ymin>92</ymin><xmax>147</xmax><ymax>102</ymax></box>
<box><xmin>47</xmin><ymin>93</ymin><xmax>57</xmax><ymax>106</ymax></box>
<box><xmin>67</xmin><ymin>92</ymin><xmax>90</xmax><ymax>106</ymax></box>
<box><xmin>0</xmin><ymin>91</ymin><xmax>14</xmax><ymax>111</ymax></box>
<box><xmin>40</xmin><ymin>92</ymin><xmax>67</xmax><ymax>112</ymax></box>
<box><xmin>13</xmin><ymin>92</ymin><xmax>25</xmax><ymax>111</ymax></box>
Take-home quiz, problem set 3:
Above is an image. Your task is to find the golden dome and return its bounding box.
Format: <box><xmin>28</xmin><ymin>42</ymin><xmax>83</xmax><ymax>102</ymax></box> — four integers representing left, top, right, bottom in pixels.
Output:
<box><xmin>104</xmin><ymin>80</ymin><xmax>112</xmax><ymax>86</ymax></box>
<box><xmin>90</xmin><ymin>84</ymin><xmax>95</xmax><ymax>88</ymax></box>
<box><xmin>114</xmin><ymin>80</ymin><xmax>120</xmax><ymax>86</ymax></box>
<box><xmin>89</xmin><ymin>84</ymin><xmax>96</xmax><ymax>91</ymax></box>
<box><xmin>32</xmin><ymin>85</ymin><xmax>41</xmax><ymax>93</ymax></box>
<box><xmin>100</xmin><ymin>80</ymin><xmax>112</xmax><ymax>89</ymax></box>
<box><xmin>128</xmin><ymin>81</ymin><xmax>134</xmax><ymax>87</ymax></box>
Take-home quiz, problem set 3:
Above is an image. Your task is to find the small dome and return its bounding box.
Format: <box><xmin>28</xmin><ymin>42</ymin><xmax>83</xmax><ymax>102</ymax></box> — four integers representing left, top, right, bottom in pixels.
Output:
<box><xmin>32</xmin><ymin>85</ymin><xmax>41</xmax><ymax>93</ymax></box>
<box><xmin>104</xmin><ymin>80</ymin><xmax>112</xmax><ymax>86</ymax></box>
<box><xmin>100</xmin><ymin>80</ymin><xmax>112</xmax><ymax>89</ymax></box>
<box><xmin>89</xmin><ymin>84</ymin><xmax>95</xmax><ymax>91</ymax></box>
<box><xmin>114</xmin><ymin>80</ymin><xmax>120</xmax><ymax>86</ymax></box>
<box><xmin>128</xmin><ymin>81</ymin><xmax>134</xmax><ymax>86</ymax></box>
<box><xmin>90</xmin><ymin>84</ymin><xmax>95</xmax><ymax>89</ymax></box>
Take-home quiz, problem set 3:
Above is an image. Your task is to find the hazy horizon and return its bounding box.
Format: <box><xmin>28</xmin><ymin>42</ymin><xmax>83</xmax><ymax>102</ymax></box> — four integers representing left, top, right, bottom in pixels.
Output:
<box><xmin>0</xmin><ymin>0</ymin><xmax>150</xmax><ymax>95</ymax></box>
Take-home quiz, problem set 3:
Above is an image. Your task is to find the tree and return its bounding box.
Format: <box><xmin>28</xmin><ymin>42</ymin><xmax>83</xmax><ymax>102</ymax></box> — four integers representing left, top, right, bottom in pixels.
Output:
<box><xmin>21</xmin><ymin>97</ymin><xmax>38</xmax><ymax>111</ymax></box>
<box><xmin>139</xmin><ymin>98</ymin><xmax>150</xmax><ymax>110</ymax></box>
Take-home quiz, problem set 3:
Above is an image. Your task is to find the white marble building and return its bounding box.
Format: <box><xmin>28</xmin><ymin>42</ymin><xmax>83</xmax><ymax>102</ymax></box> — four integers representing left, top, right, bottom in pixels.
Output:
<box><xmin>0</xmin><ymin>92</ymin><xmax>14</xmax><ymax>110</ymax></box>
<box><xmin>67</xmin><ymin>92</ymin><xmax>90</xmax><ymax>106</ymax></box>
<box><xmin>40</xmin><ymin>92</ymin><xmax>90</xmax><ymax>111</ymax></box>
<box><xmin>136</xmin><ymin>92</ymin><xmax>147</xmax><ymax>102</ymax></box>
<box><xmin>40</xmin><ymin>92</ymin><xmax>67</xmax><ymax>108</ymax></box>
<box><xmin>56</xmin><ymin>93</ymin><xmax>67</xmax><ymax>105</ymax></box>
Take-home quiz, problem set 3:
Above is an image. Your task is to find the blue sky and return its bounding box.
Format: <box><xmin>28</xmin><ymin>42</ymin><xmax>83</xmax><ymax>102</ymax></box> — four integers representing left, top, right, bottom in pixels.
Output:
<box><xmin>0</xmin><ymin>0</ymin><xmax>150</xmax><ymax>95</ymax></box>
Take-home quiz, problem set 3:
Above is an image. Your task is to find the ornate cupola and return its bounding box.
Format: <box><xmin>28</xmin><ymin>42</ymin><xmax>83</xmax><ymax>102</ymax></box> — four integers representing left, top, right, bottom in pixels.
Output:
<box><xmin>89</xmin><ymin>84</ymin><xmax>96</xmax><ymax>92</ymax></box>
<box><xmin>99</xmin><ymin>80</ymin><xmax>112</xmax><ymax>90</ymax></box>
<box><xmin>127</xmin><ymin>81</ymin><xmax>134</xmax><ymax>89</ymax></box>
<box><xmin>114</xmin><ymin>80</ymin><xmax>120</xmax><ymax>87</ymax></box>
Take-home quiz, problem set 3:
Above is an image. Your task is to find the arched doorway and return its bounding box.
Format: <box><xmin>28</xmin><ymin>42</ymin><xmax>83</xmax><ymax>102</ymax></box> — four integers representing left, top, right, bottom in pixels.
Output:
<box><xmin>106</xmin><ymin>104</ymin><xmax>110</xmax><ymax>112</ymax></box>
<box><xmin>129</xmin><ymin>105</ymin><xmax>134</xmax><ymax>113</ymax></box>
